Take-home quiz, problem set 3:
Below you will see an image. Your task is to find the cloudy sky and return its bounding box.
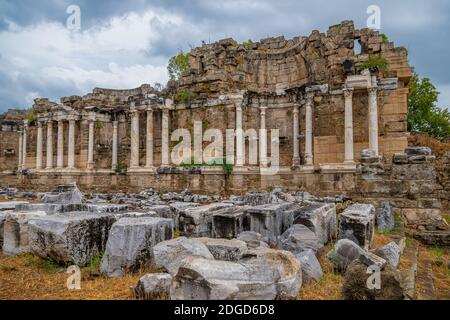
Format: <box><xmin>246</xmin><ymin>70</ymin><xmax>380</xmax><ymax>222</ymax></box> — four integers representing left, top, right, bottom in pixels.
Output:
<box><xmin>0</xmin><ymin>0</ymin><xmax>449</xmax><ymax>112</ymax></box>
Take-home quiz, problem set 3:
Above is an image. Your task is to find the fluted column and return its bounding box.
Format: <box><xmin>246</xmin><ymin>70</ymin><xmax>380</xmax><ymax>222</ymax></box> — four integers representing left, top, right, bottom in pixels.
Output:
<box><xmin>368</xmin><ymin>85</ymin><xmax>379</xmax><ymax>155</ymax></box>
<box><xmin>17</xmin><ymin>130</ymin><xmax>23</xmax><ymax>171</ymax></box>
<box><xmin>304</xmin><ymin>95</ymin><xmax>313</xmax><ymax>166</ymax></box>
<box><xmin>67</xmin><ymin>119</ymin><xmax>75</xmax><ymax>169</ymax></box>
<box><xmin>235</xmin><ymin>103</ymin><xmax>244</xmax><ymax>167</ymax></box>
<box><xmin>344</xmin><ymin>87</ymin><xmax>355</xmax><ymax>163</ymax></box>
<box><xmin>130</xmin><ymin>109</ymin><xmax>140</xmax><ymax>168</ymax></box>
<box><xmin>259</xmin><ymin>106</ymin><xmax>268</xmax><ymax>168</ymax></box>
<box><xmin>292</xmin><ymin>104</ymin><xmax>300</xmax><ymax>167</ymax></box>
<box><xmin>46</xmin><ymin>121</ymin><xmax>53</xmax><ymax>169</ymax></box>
<box><xmin>111</xmin><ymin>120</ymin><xmax>118</xmax><ymax>170</ymax></box>
<box><xmin>56</xmin><ymin>120</ymin><xmax>64</xmax><ymax>169</ymax></box>
<box><xmin>161</xmin><ymin>107</ymin><xmax>170</xmax><ymax>166</ymax></box>
<box><xmin>87</xmin><ymin>113</ymin><xmax>95</xmax><ymax>170</ymax></box>
<box><xmin>36</xmin><ymin>121</ymin><xmax>43</xmax><ymax>170</ymax></box>
<box><xmin>145</xmin><ymin>108</ymin><xmax>154</xmax><ymax>168</ymax></box>
<box><xmin>22</xmin><ymin>121</ymin><xmax>28</xmax><ymax>169</ymax></box>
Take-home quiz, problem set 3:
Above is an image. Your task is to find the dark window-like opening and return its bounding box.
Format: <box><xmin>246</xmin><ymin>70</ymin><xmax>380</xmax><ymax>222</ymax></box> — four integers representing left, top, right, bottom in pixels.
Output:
<box><xmin>354</xmin><ymin>39</ymin><xmax>362</xmax><ymax>55</ymax></box>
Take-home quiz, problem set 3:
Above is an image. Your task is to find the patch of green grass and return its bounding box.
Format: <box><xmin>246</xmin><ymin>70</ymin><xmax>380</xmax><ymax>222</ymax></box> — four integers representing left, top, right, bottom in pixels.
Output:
<box><xmin>442</xmin><ymin>213</ymin><xmax>450</xmax><ymax>224</ymax></box>
<box><xmin>381</xmin><ymin>215</ymin><xmax>405</xmax><ymax>236</ymax></box>
<box><xmin>430</xmin><ymin>246</ymin><xmax>444</xmax><ymax>259</ymax></box>
<box><xmin>22</xmin><ymin>253</ymin><xmax>63</xmax><ymax>273</ymax></box>
<box><xmin>87</xmin><ymin>254</ymin><xmax>102</xmax><ymax>269</ymax></box>
<box><xmin>174</xmin><ymin>229</ymin><xmax>181</xmax><ymax>238</ymax></box>
<box><xmin>405</xmin><ymin>238</ymin><xmax>414</xmax><ymax>248</ymax></box>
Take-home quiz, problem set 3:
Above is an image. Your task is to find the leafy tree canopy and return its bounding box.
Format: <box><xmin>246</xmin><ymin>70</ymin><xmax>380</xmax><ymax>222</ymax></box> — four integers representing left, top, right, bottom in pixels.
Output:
<box><xmin>167</xmin><ymin>51</ymin><xmax>190</xmax><ymax>81</ymax></box>
<box><xmin>408</xmin><ymin>74</ymin><xmax>450</xmax><ymax>139</ymax></box>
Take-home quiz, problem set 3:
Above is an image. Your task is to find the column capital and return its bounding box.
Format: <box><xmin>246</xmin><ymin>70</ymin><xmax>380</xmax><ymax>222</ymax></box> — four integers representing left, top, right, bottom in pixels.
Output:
<box><xmin>343</xmin><ymin>87</ymin><xmax>354</xmax><ymax>97</ymax></box>
<box><xmin>164</xmin><ymin>98</ymin><xmax>174</xmax><ymax>109</ymax></box>
<box><xmin>23</xmin><ymin>120</ymin><xmax>29</xmax><ymax>127</ymax></box>
<box><xmin>37</xmin><ymin>121</ymin><xmax>43</xmax><ymax>128</ymax></box>
<box><xmin>368</xmin><ymin>86</ymin><xmax>378</xmax><ymax>94</ymax></box>
<box><xmin>305</xmin><ymin>92</ymin><xmax>315</xmax><ymax>101</ymax></box>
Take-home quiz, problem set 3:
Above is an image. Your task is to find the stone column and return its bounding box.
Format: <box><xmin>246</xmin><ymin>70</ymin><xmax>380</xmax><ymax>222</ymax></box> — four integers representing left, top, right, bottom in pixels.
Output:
<box><xmin>87</xmin><ymin>113</ymin><xmax>95</xmax><ymax>170</ymax></box>
<box><xmin>343</xmin><ymin>87</ymin><xmax>355</xmax><ymax>163</ymax></box>
<box><xmin>161</xmin><ymin>107</ymin><xmax>170</xmax><ymax>166</ymax></box>
<box><xmin>145</xmin><ymin>108</ymin><xmax>154</xmax><ymax>168</ymax></box>
<box><xmin>17</xmin><ymin>130</ymin><xmax>23</xmax><ymax>170</ymax></box>
<box><xmin>22</xmin><ymin>121</ymin><xmax>28</xmax><ymax>169</ymax></box>
<box><xmin>259</xmin><ymin>105</ymin><xmax>268</xmax><ymax>168</ymax></box>
<box><xmin>67</xmin><ymin>118</ymin><xmax>76</xmax><ymax>169</ymax></box>
<box><xmin>56</xmin><ymin>120</ymin><xmax>64</xmax><ymax>169</ymax></box>
<box><xmin>368</xmin><ymin>85</ymin><xmax>379</xmax><ymax>155</ymax></box>
<box><xmin>111</xmin><ymin>120</ymin><xmax>118</xmax><ymax>170</ymax></box>
<box><xmin>46</xmin><ymin>121</ymin><xmax>53</xmax><ymax>169</ymax></box>
<box><xmin>292</xmin><ymin>103</ymin><xmax>300</xmax><ymax>167</ymax></box>
<box><xmin>130</xmin><ymin>109</ymin><xmax>140</xmax><ymax>168</ymax></box>
<box><xmin>36</xmin><ymin>121</ymin><xmax>43</xmax><ymax>170</ymax></box>
<box><xmin>304</xmin><ymin>95</ymin><xmax>313</xmax><ymax>166</ymax></box>
<box><xmin>235</xmin><ymin>103</ymin><xmax>244</xmax><ymax>167</ymax></box>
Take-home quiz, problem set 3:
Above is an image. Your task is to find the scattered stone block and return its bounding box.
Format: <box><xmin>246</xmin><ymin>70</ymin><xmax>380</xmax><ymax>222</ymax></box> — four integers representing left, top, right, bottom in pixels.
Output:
<box><xmin>168</xmin><ymin>202</ymin><xmax>200</xmax><ymax>229</ymax></box>
<box><xmin>171</xmin><ymin>248</ymin><xmax>301</xmax><ymax>300</ymax></box>
<box><xmin>405</xmin><ymin>147</ymin><xmax>432</xmax><ymax>156</ymax></box>
<box><xmin>295</xmin><ymin>249</ymin><xmax>323</xmax><ymax>283</ymax></box>
<box><xmin>178</xmin><ymin>203</ymin><xmax>233</xmax><ymax>237</ymax></box>
<box><xmin>376</xmin><ymin>201</ymin><xmax>395</xmax><ymax>232</ymax></box>
<box><xmin>327</xmin><ymin>239</ymin><xmax>364</xmax><ymax>271</ymax></box>
<box><xmin>211</xmin><ymin>206</ymin><xmax>249</xmax><ymax>239</ymax></box>
<box><xmin>27</xmin><ymin>213</ymin><xmax>116</xmax><ymax>266</ymax></box>
<box><xmin>0</xmin><ymin>212</ymin><xmax>6</xmax><ymax>249</ymax></box>
<box><xmin>195</xmin><ymin>237</ymin><xmax>247</xmax><ymax>261</ymax></box>
<box><xmin>41</xmin><ymin>183</ymin><xmax>84</xmax><ymax>204</ymax></box>
<box><xmin>393</xmin><ymin>153</ymin><xmax>408</xmax><ymax>164</ymax></box>
<box><xmin>338</xmin><ymin>204</ymin><xmax>375</xmax><ymax>249</ymax></box>
<box><xmin>278</xmin><ymin>224</ymin><xmax>323</xmax><ymax>254</ymax></box>
<box><xmin>100</xmin><ymin>217</ymin><xmax>174</xmax><ymax>277</ymax></box>
<box><xmin>371</xmin><ymin>241</ymin><xmax>401</xmax><ymax>267</ymax></box>
<box><xmin>358</xmin><ymin>250</ymin><xmax>387</xmax><ymax>269</ymax></box>
<box><xmin>292</xmin><ymin>203</ymin><xmax>337</xmax><ymax>245</ymax></box>
<box><xmin>236</xmin><ymin>231</ymin><xmax>269</xmax><ymax>248</ymax></box>
<box><xmin>152</xmin><ymin>236</ymin><xmax>214</xmax><ymax>275</ymax></box>
<box><xmin>134</xmin><ymin>273</ymin><xmax>172</xmax><ymax>300</ymax></box>
<box><xmin>246</xmin><ymin>202</ymin><xmax>295</xmax><ymax>244</ymax></box>
<box><xmin>2</xmin><ymin>211</ymin><xmax>47</xmax><ymax>256</ymax></box>
<box><xmin>0</xmin><ymin>201</ymin><xmax>29</xmax><ymax>211</ymax></box>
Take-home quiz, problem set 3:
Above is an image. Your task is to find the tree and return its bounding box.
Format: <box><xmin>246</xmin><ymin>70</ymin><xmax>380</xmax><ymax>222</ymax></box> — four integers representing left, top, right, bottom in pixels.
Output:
<box><xmin>167</xmin><ymin>51</ymin><xmax>190</xmax><ymax>81</ymax></box>
<box><xmin>407</xmin><ymin>74</ymin><xmax>450</xmax><ymax>139</ymax></box>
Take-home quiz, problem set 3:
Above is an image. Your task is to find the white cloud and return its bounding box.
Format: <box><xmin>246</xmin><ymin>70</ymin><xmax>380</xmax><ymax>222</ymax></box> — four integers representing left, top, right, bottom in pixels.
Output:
<box><xmin>0</xmin><ymin>9</ymin><xmax>187</xmax><ymax>109</ymax></box>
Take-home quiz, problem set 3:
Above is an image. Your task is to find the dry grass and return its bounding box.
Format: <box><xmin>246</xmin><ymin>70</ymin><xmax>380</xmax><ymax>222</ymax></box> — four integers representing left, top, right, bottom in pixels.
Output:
<box><xmin>0</xmin><ymin>253</ymin><xmax>156</xmax><ymax>300</ymax></box>
<box><xmin>297</xmin><ymin>242</ymin><xmax>344</xmax><ymax>300</ymax></box>
<box><xmin>409</xmin><ymin>134</ymin><xmax>450</xmax><ymax>156</ymax></box>
<box><xmin>417</xmin><ymin>245</ymin><xmax>450</xmax><ymax>300</ymax></box>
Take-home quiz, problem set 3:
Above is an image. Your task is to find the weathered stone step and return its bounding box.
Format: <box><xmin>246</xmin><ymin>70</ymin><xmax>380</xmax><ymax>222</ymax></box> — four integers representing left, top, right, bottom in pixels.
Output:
<box><xmin>398</xmin><ymin>238</ymin><xmax>418</xmax><ymax>300</ymax></box>
<box><xmin>416</xmin><ymin>247</ymin><xmax>437</xmax><ymax>300</ymax></box>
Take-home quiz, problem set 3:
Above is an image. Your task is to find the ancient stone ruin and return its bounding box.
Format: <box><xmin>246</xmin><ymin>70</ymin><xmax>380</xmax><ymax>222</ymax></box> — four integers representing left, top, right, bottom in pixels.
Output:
<box><xmin>0</xmin><ymin>21</ymin><xmax>448</xmax><ymax>300</ymax></box>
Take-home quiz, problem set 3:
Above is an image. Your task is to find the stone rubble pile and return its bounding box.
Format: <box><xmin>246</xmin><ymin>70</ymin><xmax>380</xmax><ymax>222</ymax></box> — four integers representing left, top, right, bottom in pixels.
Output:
<box><xmin>0</xmin><ymin>183</ymin><xmax>412</xmax><ymax>300</ymax></box>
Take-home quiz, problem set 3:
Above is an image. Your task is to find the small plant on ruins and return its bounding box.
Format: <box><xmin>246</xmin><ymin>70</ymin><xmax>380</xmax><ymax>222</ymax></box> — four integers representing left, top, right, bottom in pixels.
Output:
<box><xmin>231</xmin><ymin>39</ymin><xmax>238</xmax><ymax>46</ymax></box>
<box><xmin>87</xmin><ymin>254</ymin><xmax>102</xmax><ymax>269</ymax></box>
<box><xmin>95</xmin><ymin>121</ymin><xmax>103</xmax><ymax>130</ymax></box>
<box><xmin>167</xmin><ymin>51</ymin><xmax>190</xmax><ymax>81</ymax></box>
<box><xmin>380</xmin><ymin>33</ymin><xmax>389</xmax><ymax>43</ymax></box>
<box><xmin>114</xmin><ymin>163</ymin><xmax>128</xmax><ymax>175</ymax></box>
<box><xmin>25</xmin><ymin>112</ymin><xmax>37</xmax><ymax>123</ymax></box>
<box><xmin>242</xmin><ymin>39</ymin><xmax>253</xmax><ymax>47</ymax></box>
<box><xmin>357</xmin><ymin>55</ymin><xmax>388</xmax><ymax>73</ymax></box>
<box><xmin>174</xmin><ymin>229</ymin><xmax>181</xmax><ymax>238</ymax></box>
<box><xmin>23</xmin><ymin>253</ymin><xmax>63</xmax><ymax>273</ymax></box>
<box><xmin>175</xmin><ymin>90</ymin><xmax>197</xmax><ymax>105</ymax></box>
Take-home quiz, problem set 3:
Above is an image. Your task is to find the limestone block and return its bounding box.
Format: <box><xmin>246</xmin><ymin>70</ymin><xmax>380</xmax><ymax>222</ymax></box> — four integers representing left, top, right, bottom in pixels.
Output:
<box><xmin>211</xmin><ymin>206</ymin><xmax>249</xmax><ymax>239</ymax></box>
<box><xmin>41</xmin><ymin>183</ymin><xmax>84</xmax><ymax>204</ymax></box>
<box><xmin>376</xmin><ymin>202</ymin><xmax>395</xmax><ymax>232</ymax></box>
<box><xmin>178</xmin><ymin>203</ymin><xmax>233</xmax><ymax>237</ymax></box>
<box><xmin>294</xmin><ymin>249</ymin><xmax>323</xmax><ymax>283</ymax></box>
<box><xmin>27</xmin><ymin>213</ymin><xmax>116</xmax><ymax>266</ymax></box>
<box><xmin>171</xmin><ymin>248</ymin><xmax>301</xmax><ymax>300</ymax></box>
<box><xmin>371</xmin><ymin>241</ymin><xmax>401</xmax><ymax>267</ymax></box>
<box><xmin>168</xmin><ymin>202</ymin><xmax>200</xmax><ymax>229</ymax></box>
<box><xmin>134</xmin><ymin>273</ymin><xmax>172</xmax><ymax>300</ymax></box>
<box><xmin>195</xmin><ymin>237</ymin><xmax>248</xmax><ymax>261</ymax></box>
<box><xmin>237</xmin><ymin>231</ymin><xmax>269</xmax><ymax>248</ymax></box>
<box><xmin>338</xmin><ymin>204</ymin><xmax>375</xmax><ymax>249</ymax></box>
<box><xmin>292</xmin><ymin>203</ymin><xmax>337</xmax><ymax>245</ymax></box>
<box><xmin>152</xmin><ymin>236</ymin><xmax>214</xmax><ymax>275</ymax></box>
<box><xmin>278</xmin><ymin>224</ymin><xmax>323</xmax><ymax>254</ymax></box>
<box><xmin>100</xmin><ymin>217</ymin><xmax>174</xmax><ymax>277</ymax></box>
<box><xmin>326</xmin><ymin>238</ymin><xmax>364</xmax><ymax>271</ymax></box>
<box><xmin>2</xmin><ymin>211</ymin><xmax>47</xmax><ymax>256</ymax></box>
<box><xmin>246</xmin><ymin>202</ymin><xmax>295</xmax><ymax>244</ymax></box>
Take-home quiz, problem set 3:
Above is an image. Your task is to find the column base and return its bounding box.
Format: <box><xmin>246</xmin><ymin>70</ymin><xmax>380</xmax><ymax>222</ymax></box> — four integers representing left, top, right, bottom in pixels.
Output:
<box><xmin>319</xmin><ymin>162</ymin><xmax>357</xmax><ymax>173</ymax></box>
<box><xmin>292</xmin><ymin>157</ymin><xmax>300</xmax><ymax>167</ymax></box>
<box><xmin>299</xmin><ymin>165</ymin><xmax>315</xmax><ymax>173</ymax></box>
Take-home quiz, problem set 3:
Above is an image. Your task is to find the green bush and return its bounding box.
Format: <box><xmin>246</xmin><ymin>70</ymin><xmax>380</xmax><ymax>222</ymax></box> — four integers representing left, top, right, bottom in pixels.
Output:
<box><xmin>167</xmin><ymin>51</ymin><xmax>190</xmax><ymax>81</ymax></box>
<box><xmin>357</xmin><ymin>56</ymin><xmax>388</xmax><ymax>73</ymax></box>
<box><xmin>175</xmin><ymin>90</ymin><xmax>196</xmax><ymax>104</ymax></box>
<box><xmin>242</xmin><ymin>39</ymin><xmax>253</xmax><ymax>46</ymax></box>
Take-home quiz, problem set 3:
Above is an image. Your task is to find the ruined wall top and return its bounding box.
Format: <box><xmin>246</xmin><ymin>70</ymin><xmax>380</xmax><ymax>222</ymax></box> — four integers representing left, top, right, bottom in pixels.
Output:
<box><xmin>178</xmin><ymin>20</ymin><xmax>411</xmax><ymax>98</ymax></box>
